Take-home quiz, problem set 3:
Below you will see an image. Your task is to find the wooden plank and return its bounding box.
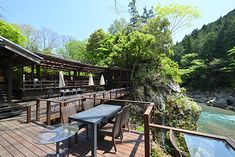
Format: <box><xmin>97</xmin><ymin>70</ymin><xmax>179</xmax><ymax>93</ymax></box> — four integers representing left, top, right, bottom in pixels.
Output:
<box><xmin>0</xmin><ymin>130</ymin><xmax>38</xmax><ymax>157</ymax></box>
<box><xmin>0</xmin><ymin>144</ymin><xmax>13</xmax><ymax>157</ymax></box>
<box><xmin>0</xmin><ymin>121</ymin><xmax>51</xmax><ymax>156</ymax></box>
<box><xmin>0</xmin><ymin>134</ymin><xmax>25</xmax><ymax>157</ymax></box>
<box><xmin>7</xmin><ymin>121</ymin><xmax>55</xmax><ymax>150</ymax></box>
<box><xmin>2</xmin><ymin>123</ymin><xmax>47</xmax><ymax>156</ymax></box>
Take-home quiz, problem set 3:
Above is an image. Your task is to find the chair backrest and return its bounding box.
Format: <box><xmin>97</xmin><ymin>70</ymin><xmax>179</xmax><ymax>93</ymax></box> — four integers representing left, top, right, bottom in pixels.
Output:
<box><xmin>83</xmin><ymin>99</ymin><xmax>95</xmax><ymax>110</ymax></box>
<box><xmin>169</xmin><ymin>129</ymin><xmax>183</xmax><ymax>157</ymax></box>
<box><xmin>121</xmin><ymin>104</ymin><xmax>130</xmax><ymax>127</ymax></box>
<box><xmin>112</xmin><ymin>110</ymin><xmax>123</xmax><ymax>138</ymax></box>
<box><xmin>61</xmin><ymin>104</ymin><xmax>76</xmax><ymax>123</ymax></box>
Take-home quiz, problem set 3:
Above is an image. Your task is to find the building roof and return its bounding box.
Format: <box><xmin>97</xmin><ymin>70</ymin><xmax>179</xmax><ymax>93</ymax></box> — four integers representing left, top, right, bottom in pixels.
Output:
<box><xmin>0</xmin><ymin>36</ymin><xmax>43</xmax><ymax>66</ymax></box>
<box><xmin>0</xmin><ymin>36</ymin><xmax>130</xmax><ymax>73</ymax></box>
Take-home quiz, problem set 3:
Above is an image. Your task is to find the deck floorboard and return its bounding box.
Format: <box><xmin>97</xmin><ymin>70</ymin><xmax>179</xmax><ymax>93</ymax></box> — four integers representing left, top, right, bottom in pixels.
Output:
<box><xmin>0</xmin><ymin>118</ymin><xmax>144</xmax><ymax>157</ymax></box>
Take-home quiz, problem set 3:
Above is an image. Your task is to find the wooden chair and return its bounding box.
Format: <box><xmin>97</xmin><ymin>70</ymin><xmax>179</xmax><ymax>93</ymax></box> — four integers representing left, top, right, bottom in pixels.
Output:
<box><xmin>98</xmin><ymin>110</ymin><xmax>123</xmax><ymax>152</ymax></box>
<box><xmin>61</xmin><ymin>104</ymin><xmax>76</xmax><ymax>123</ymax></box>
<box><xmin>61</xmin><ymin>104</ymin><xmax>81</xmax><ymax>144</ymax></box>
<box><xmin>82</xmin><ymin>99</ymin><xmax>95</xmax><ymax>111</ymax></box>
<box><xmin>109</xmin><ymin>104</ymin><xmax>130</xmax><ymax>140</ymax></box>
<box><xmin>169</xmin><ymin>130</ymin><xmax>187</xmax><ymax>157</ymax></box>
<box><xmin>120</xmin><ymin>104</ymin><xmax>130</xmax><ymax>140</ymax></box>
<box><xmin>82</xmin><ymin>99</ymin><xmax>95</xmax><ymax>136</ymax></box>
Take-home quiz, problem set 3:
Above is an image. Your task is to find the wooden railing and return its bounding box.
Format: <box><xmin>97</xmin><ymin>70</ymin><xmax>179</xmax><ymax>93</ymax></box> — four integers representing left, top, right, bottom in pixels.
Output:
<box><xmin>143</xmin><ymin>105</ymin><xmax>235</xmax><ymax>157</ymax></box>
<box><xmin>29</xmin><ymin>88</ymin><xmax>131</xmax><ymax>124</ymax></box>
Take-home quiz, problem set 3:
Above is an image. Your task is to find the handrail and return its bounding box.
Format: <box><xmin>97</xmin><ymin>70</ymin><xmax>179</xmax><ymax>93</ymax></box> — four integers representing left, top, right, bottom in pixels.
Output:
<box><xmin>33</xmin><ymin>87</ymin><xmax>131</xmax><ymax>125</ymax></box>
<box><xmin>149</xmin><ymin>123</ymin><xmax>225</xmax><ymax>140</ymax></box>
<box><xmin>143</xmin><ymin>104</ymin><xmax>235</xmax><ymax>157</ymax></box>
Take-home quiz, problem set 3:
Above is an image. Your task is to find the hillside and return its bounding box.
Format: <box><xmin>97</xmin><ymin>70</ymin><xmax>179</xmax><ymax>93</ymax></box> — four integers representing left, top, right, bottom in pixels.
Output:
<box><xmin>173</xmin><ymin>9</ymin><xmax>235</xmax><ymax>89</ymax></box>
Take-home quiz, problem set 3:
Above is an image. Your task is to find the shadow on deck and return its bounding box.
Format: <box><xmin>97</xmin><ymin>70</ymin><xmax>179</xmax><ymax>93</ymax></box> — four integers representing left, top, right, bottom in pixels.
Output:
<box><xmin>0</xmin><ymin>119</ymin><xmax>144</xmax><ymax>157</ymax></box>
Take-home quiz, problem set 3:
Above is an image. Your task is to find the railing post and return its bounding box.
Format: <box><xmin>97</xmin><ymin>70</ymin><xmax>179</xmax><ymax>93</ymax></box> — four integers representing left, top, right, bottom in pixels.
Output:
<box><xmin>36</xmin><ymin>99</ymin><xmax>40</xmax><ymax>121</ymax></box>
<box><xmin>46</xmin><ymin>101</ymin><xmax>51</xmax><ymax>125</ymax></box>
<box><xmin>94</xmin><ymin>94</ymin><xmax>96</xmax><ymax>105</ymax></box>
<box><xmin>152</xmin><ymin>104</ymin><xmax>156</xmax><ymax>142</ymax></box>
<box><xmin>26</xmin><ymin>105</ymin><xmax>31</xmax><ymax>123</ymax></box>
<box><xmin>60</xmin><ymin>102</ymin><xmax>64</xmax><ymax>122</ymax></box>
<box><xmin>144</xmin><ymin>112</ymin><xmax>150</xmax><ymax>157</ymax></box>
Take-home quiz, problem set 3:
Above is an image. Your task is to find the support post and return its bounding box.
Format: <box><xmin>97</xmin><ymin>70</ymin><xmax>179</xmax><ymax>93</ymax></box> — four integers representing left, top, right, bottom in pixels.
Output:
<box><xmin>36</xmin><ymin>65</ymin><xmax>40</xmax><ymax>79</ymax></box>
<box><xmin>31</xmin><ymin>64</ymin><xmax>35</xmax><ymax>79</ymax></box>
<box><xmin>152</xmin><ymin>104</ymin><xmax>156</xmax><ymax>141</ymax></box>
<box><xmin>46</xmin><ymin>101</ymin><xmax>51</xmax><ymax>125</ymax></box>
<box><xmin>26</xmin><ymin>105</ymin><xmax>31</xmax><ymax>123</ymax></box>
<box><xmin>7</xmin><ymin>61</ymin><xmax>12</xmax><ymax>102</ymax></box>
<box><xmin>144</xmin><ymin>111</ymin><xmax>150</xmax><ymax>157</ymax></box>
<box><xmin>36</xmin><ymin>99</ymin><xmax>40</xmax><ymax>121</ymax></box>
<box><xmin>60</xmin><ymin>102</ymin><xmax>65</xmax><ymax>122</ymax></box>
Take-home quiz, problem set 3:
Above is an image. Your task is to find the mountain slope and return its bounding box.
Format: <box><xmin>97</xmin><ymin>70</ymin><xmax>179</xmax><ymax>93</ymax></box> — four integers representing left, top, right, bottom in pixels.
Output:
<box><xmin>173</xmin><ymin>9</ymin><xmax>235</xmax><ymax>89</ymax></box>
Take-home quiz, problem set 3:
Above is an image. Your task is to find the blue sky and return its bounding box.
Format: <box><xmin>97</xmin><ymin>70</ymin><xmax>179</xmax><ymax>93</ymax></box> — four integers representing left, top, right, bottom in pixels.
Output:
<box><xmin>1</xmin><ymin>0</ymin><xmax>235</xmax><ymax>42</ymax></box>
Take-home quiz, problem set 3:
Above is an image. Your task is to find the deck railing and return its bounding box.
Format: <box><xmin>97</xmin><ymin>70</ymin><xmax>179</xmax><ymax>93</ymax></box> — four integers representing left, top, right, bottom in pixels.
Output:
<box><xmin>30</xmin><ymin>88</ymin><xmax>131</xmax><ymax>124</ymax></box>
<box><xmin>143</xmin><ymin>105</ymin><xmax>235</xmax><ymax>157</ymax></box>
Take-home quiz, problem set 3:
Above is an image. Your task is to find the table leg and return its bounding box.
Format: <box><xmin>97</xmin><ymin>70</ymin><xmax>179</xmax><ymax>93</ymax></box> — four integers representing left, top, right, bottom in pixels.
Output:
<box><xmin>68</xmin><ymin>118</ymin><xmax>72</xmax><ymax>148</ymax></box>
<box><xmin>56</xmin><ymin>142</ymin><xmax>60</xmax><ymax>157</ymax></box>
<box><xmin>91</xmin><ymin>124</ymin><xmax>97</xmax><ymax>157</ymax></box>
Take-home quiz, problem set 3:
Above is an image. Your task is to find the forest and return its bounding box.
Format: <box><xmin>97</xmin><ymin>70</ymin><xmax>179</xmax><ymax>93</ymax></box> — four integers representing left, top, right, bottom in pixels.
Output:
<box><xmin>173</xmin><ymin>9</ymin><xmax>235</xmax><ymax>89</ymax></box>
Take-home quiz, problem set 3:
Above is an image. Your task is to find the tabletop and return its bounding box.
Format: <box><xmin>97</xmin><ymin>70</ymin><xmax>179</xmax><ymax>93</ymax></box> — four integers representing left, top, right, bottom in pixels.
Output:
<box><xmin>33</xmin><ymin>123</ymin><xmax>79</xmax><ymax>145</ymax></box>
<box><xmin>184</xmin><ymin>133</ymin><xmax>235</xmax><ymax>157</ymax></box>
<box><xmin>69</xmin><ymin>104</ymin><xmax>121</xmax><ymax>124</ymax></box>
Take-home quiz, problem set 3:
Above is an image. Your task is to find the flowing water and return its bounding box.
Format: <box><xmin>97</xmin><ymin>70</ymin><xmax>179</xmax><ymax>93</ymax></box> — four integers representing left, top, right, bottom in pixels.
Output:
<box><xmin>198</xmin><ymin>103</ymin><xmax>235</xmax><ymax>139</ymax></box>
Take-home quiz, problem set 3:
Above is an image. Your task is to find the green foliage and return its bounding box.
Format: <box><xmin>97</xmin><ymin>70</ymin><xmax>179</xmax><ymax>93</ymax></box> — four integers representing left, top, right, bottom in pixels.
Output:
<box><xmin>57</xmin><ymin>40</ymin><xmax>87</xmax><ymax>62</ymax></box>
<box><xmin>160</xmin><ymin>55</ymin><xmax>182</xmax><ymax>84</ymax></box>
<box><xmin>227</xmin><ymin>47</ymin><xmax>235</xmax><ymax>71</ymax></box>
<box><xmin>0</xmin><ymin>20</ymin><xmax>27</xmax><ymax>46</ymax></box>
<box><xmin>155</xmin><ymin>3</ymin><xmax>201</xmax><ymax>33</ymax></box>
<box><xmin>164</xmin><ymin>95</ymin><xmax>201</xmax><ymax>129</ymax></box>
<box><xmin>173</xmin><ymin>9</ymin><xmax>235</xmax><ymax>88</ymax></box>
<box><xmin>86</xmin><ymin>29</ymin><xmax>109</xmax><ymax>65</ymax></box>
<box><xmin>108</xmin><ymin>18</ymin><xmax>128</xmax><ymax>35</ymax></box>
<box><xmin>135</xmin><ymin>124</ymin><xmax>144</xmax><ymax>132</ymax></box>
<box><xmin>151</xmin><ymin>142</ymin><xmax>172</xmax><ymax>157</ymax></box>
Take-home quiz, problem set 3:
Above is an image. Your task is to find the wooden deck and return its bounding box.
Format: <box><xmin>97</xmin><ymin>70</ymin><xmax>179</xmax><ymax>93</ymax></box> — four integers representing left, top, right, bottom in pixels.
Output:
<box><xmin>0</xmin><ymin>111</ymin><xmax>144</xmax><ymax>157</ymax></box>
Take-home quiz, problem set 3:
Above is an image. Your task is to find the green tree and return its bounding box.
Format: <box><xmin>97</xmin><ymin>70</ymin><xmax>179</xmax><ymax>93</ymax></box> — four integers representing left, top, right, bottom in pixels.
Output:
<box><xmin>17</xmin><ymin>24</ymin><xmax>40</xmax><ymax>52</ymax></box>
<box><xmin>86</xmin><ymin>29</ymin><xmax>109</xmax><ymax>64</ymax></box>
<box><xmin>57</xmin><ymin>40</ymin><xmax>87</xmax><ymax>61</ymax></box>
<box><xmin>155</xmin><ymin>3</ymin><xmax>201</xmax><ymax>34</ymax></box>
<box><xmin>0</xmin><ymin>20</ymin><xmax>27</xmax><ymax>46</ymax></box>
<box><xmin>108</xmin><ymin>18</ymin><xmax>128</xmax><ymax>35</ymax></box>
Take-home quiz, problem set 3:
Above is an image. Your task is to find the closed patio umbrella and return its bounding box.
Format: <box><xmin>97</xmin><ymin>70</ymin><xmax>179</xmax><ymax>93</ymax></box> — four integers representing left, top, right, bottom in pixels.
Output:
<box><xmin>100</xmin><ymin>75</ymin><xmax>105</xmax><ymax>85</ymax></box>
<box><xmin>59</xmin><ymin>71</ymin><xmax>65</xmax><ymax>88</ymax></box>
<box><xmin>88</xmin><ymin>73</ymin><xmax>94</xmax><ymax>86</ymax></box>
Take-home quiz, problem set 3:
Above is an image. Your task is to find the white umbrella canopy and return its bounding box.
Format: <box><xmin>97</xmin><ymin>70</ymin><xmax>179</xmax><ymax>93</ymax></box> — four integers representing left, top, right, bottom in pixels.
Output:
<box><xmin>100</xmin><ymin>75</ymin><xmax>105</xmax><ymax>85</ymax></box>
<box><xmin>59</xmin><ymin>71</ymin><xmax>65</xmax><ymax>88</ymax></box>
<box><xmin>88</xmin><ymin>73</ymin><xmax>94</xmax><ymax>86</ymax></box>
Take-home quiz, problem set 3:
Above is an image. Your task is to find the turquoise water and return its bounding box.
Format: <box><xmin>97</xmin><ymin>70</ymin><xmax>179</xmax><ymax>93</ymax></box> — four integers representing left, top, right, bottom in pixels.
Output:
<box><xmin>198</xmin><ymin>104</ymin><xmax>235</xmax><ymax>139</ymax></box>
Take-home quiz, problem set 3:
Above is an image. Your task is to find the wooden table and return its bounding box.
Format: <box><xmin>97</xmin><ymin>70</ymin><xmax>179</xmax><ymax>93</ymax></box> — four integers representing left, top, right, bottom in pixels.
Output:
<box><xmin>69</xmin><ymin>104</ymin><xmax>121</xmax><ymax>157</ymax></box>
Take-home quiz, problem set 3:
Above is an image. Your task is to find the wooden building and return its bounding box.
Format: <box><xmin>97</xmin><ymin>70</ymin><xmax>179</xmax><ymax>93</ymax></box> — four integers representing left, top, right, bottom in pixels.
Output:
<box><xmin>0</xmin><ymin>36</ymin><xmax>131</xmax><ymax>102</ymax></box>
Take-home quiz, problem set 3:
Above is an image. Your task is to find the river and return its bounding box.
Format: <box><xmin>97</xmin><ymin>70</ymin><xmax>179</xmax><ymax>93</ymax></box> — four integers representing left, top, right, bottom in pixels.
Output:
<box><xmin>198</xmin><ymin>103</ymin><xmax>235</xmax><ymax>139</ymax></box>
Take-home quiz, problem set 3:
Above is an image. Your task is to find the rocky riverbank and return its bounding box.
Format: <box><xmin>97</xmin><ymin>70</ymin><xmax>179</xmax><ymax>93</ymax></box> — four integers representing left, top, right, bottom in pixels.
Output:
<box><xmin>187</xmin><ymin>88</ymin><xmax>235</xmax><ymax>111</ymax></box>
